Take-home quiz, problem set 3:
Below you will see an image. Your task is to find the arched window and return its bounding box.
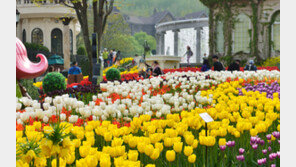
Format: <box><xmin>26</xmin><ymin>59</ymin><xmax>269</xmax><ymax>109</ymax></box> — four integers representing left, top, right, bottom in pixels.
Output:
<box><xmin>70</xmin><ymin>29</ymin><xmax>73</xmax><ymax>55</ymax></box>
<box><xmin>22</xmin><ymin>29</ymin><xmax>26</xmax><ymax>43</ymax></box>
<box><xmin>233</xmin><ymin>14</ymin><xmax>251</xmax><ymax>53</ymax></box>
<box><xmin>31</xmin><ymin>28</ymin><xmax>43</xmax><ymax>45</ymax></box>
<box><xmin>272</xmin><ymin>12</ymin><xmax>280</xmax><ymax>51</ymax></box>
<box><xmin>51</xmin><ymin>28</ymin><xmax>63</xmax><ymax>55</ymax></box>
<box><xmin>216</xmin><ymin>21</ymin><xmax>224</xmax><ymax>53</ymax></box>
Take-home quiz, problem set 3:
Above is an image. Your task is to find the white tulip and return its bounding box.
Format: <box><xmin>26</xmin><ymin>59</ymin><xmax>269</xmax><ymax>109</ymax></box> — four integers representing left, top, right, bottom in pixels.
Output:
<box><xmin>60</xmin><ymin>113</ymin><xmax>66</xmax><ymax>121</ymax></box>
<box><xmin>17</xmin><ymin>119</ymin><xmax>23</xmax><ymax>125</ymax></box>
<box><xmin>16</xmin><ymin>103</ymin><xmax>22</xmax><ymax>111</ymax></box>
<box><xmin>43</xmin><ymin>116</ymin><xmax>49</xmax><ymax>123</ymax></box>
<box><xmin>156</xmin><ymin>112</ymin><xmax>162</xmax><ymax>118</ymax></box>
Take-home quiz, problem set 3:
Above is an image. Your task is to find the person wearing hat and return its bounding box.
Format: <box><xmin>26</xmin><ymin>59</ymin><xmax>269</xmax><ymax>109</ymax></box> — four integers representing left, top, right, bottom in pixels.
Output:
<box><xmin>102</xmin><ymin>48</ymin><xmax>109</xmax><ymax>68</ymax></box>
<box><xmin>228</xmin><ymin>59</ymin><xmax>241</xmax><ymax>72</ymax></box>
<box><xmin>244</xmin><ymin>60</ymin><xmax>257</xmax><ymax>71</ymax></box>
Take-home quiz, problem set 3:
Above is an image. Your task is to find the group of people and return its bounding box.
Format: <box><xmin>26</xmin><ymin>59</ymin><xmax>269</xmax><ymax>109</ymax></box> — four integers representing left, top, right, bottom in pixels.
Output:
<box><xmin>138</xmin><ymin>59</ymin><xmax>163</xmax><ymax>78</ymax></box>
<box><xmin>201</xmin><ymin>55</ymin><xmax>257</xmax><ymax>72</ymax></box>
<box><xmin>102</xmin><ymin>48</ymin><xmax>121</xmax><ymax>68</ymax></box>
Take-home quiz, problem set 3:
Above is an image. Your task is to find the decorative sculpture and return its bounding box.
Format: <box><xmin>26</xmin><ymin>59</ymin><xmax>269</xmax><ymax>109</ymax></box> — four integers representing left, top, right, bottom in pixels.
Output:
<box><xmin>16</xmin><ymin>37</ymin><xmax>48</xmax><ymax>98</ymax></box>
<box><xmin>143</xmin><ymin>40</ymin><xmax>151</xmax><ymax>60</ymax></box>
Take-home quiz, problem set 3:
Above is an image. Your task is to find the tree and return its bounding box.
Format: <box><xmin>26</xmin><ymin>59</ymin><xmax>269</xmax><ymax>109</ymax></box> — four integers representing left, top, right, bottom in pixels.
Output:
<box><xmin>101</xmin><ymin>13</ymin><xmax>142</xmax><ymax>57</ymax></box>
<box><xmin>134</xmin><ymin>32</ymin><xmax>156</xmax><ymax>53</ymax></box>
<box><xmin>56</xmin><ymin>0</ymin><xmax>114</xmax><ymax>80</ymax></box>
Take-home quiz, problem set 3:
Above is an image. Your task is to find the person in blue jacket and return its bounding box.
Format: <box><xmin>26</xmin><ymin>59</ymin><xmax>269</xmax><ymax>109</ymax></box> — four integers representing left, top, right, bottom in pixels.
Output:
<box><xmin>68</xmin><ymin>61</ymin><xmax>82</xmax><ymax>76</ymax></box>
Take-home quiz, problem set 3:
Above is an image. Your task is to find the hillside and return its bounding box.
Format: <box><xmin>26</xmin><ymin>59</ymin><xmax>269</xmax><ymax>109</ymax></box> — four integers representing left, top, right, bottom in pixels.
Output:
<box><xmin>116</xmin><ymin>0</ymin><xmax>208</xmax><ymax>17</ymax></box>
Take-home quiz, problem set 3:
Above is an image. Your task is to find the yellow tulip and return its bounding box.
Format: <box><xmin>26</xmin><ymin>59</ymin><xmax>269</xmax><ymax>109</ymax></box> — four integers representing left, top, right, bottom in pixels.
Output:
<box><xmin>173</xmin><ymin>142</ymin><xmax>183</xmax><ymax>153</ymax></box>
<box><xmin>184</xmin><ymin>146</ymin><xmax>193</xmax><ymax>156</ymax></box>
<box><xmin>218</xmin><ymin>138</ymin><xmax>226</xmax><ymax>146</ymax></box>
<box><xmin>128</xmin><ymin>150</ymin><xmax>138</xmax><ymax>161</ymax></box>
<box><xmin>104</xmin><ymin>132</ymin><xmax>112</xmax><ymax>142</ymax></box>
<box><xmin>185</xmin><ymin>134</ymin><xmax>194</xmax><ymax>145</ymax></box>
<box><xmin>250</xmin><ymin>129</ymin><xmax>258</xmax><ymax>137</ymax></box>
<box><xmin>188</xmin><ymin>154</ymin><xmax>196</xmax><ymax>163</ymax></box>
<box><xmin>144</xmin><ymin>144</ymin><xmax>154</xmax><ymax>156</ymax></box>
<box><xmin>155</xmin><ymin>142</ymin><xmax>164</xmax><ymax>152</ymax></box>
<box><xmin>150</xmin><ymin>148</ymin><xmax>160</xmax><ymax>160</ymax></box>
<box><xmin>192</xmin><ymin>139</ymin><xmax>199</xmax><ymax>148</ymax></box>
<box><xmin>166</xmin><ymin>150</ymin><xmax>176</xmax><ymax>162</ymax></box>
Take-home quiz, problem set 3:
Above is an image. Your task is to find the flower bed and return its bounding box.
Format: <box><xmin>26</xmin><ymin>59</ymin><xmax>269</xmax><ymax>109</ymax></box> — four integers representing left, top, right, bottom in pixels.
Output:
<box><xmin>16</xmin><ymin>70</ymin><xmax>280</xmax><ymax>167</ymax></box>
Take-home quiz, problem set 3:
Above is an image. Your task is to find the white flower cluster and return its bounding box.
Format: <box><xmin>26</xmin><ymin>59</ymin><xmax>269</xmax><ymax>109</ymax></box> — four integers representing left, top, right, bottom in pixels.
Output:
<box><xmin>16</xmin><ymin>70</ymin><xmax>280</xmax><ymax>124</ymax></box>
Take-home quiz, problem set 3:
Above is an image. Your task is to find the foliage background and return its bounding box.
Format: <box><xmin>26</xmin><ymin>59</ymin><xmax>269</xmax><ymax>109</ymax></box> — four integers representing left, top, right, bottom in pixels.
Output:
<box><xmin>118</xmin><ymin>0</ymin><xmax>208</xmax><ymax>17</ymax></box>
<box><xmin>24</xmin><ymin>43</ymin><xmax>51</xmax><ymax>62</ymax></box>
<box><xmin>20</xmin><ymin>79</ymin><xmax>40</xmax><ymax>100</ymax></box>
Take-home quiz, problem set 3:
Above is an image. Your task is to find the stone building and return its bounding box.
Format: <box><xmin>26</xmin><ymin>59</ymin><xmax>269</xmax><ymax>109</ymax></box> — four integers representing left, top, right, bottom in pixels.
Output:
<box><xmin>202</xmin><ymin>0</ymin><xmax>280</xmax><ymax>61</ymax></box>
<box><xmin>122</xmin><ymin>9</ymin><xmax>175</xmax><ymax>36</ymax></box>
<box><xmin>16</xmin><ymin>0</ymin><xmax>81</xmax><ymax>69</ymax></box>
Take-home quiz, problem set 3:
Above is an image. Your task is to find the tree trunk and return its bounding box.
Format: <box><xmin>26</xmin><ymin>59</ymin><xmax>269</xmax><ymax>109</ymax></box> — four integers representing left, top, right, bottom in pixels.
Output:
<box><xmin>208</xmin><ymin>7</ymin><xmax>215</xmax><ymax>56</ymax></box>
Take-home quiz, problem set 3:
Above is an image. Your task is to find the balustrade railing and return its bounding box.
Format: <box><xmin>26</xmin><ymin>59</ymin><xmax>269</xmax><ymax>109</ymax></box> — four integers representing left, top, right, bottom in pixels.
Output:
<box><xmin>17</xmin><ymin>0</ymin><xmax>71</xmax><ymax>5</ymax></box>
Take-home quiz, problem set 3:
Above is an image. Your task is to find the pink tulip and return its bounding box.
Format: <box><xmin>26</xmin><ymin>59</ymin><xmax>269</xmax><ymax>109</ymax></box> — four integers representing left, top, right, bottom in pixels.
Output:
<box><xmin>262</xmin><ymin>149</ymin><xmax>267</xmax><ymax>154</ymax></box>
<box><xmin>239</xmin><ymin>148</ymin><xmax>245</xmax><ymax>155</ymax></box>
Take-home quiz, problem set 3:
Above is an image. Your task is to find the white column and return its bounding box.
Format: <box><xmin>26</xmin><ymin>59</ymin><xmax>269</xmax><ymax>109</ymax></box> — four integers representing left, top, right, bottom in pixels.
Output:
<box><xmin>195</xmin><ymin>27</ymin><xmax>201</xmax><ymax>64</ymax></box>
<box><xmin>160</xmin><ymin>32</ymin><xmax>166</xmax><ymax>55</ymax></box>
<box><xmin>156</xmin><ymin>33</ymin><xmax>161</xmax><ymax>55</ymax></box>
<box><xmin>173</xmin><ymin>29</ymin><xmax>179</xmax><ymax>57</ymax></box>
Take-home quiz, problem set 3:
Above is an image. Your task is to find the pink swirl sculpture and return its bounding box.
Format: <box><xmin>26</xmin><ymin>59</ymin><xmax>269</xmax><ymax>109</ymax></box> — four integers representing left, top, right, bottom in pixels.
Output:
<box><xmin>16</xmin><ymin>37</ymin><xmax>48</xmax><ymax>80</ymax></box>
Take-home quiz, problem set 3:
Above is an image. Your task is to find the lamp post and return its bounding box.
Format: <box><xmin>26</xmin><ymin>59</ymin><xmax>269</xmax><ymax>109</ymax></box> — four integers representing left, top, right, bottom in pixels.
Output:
<box><xmin>16</xmin><ymin>9</ymin><xmax>20</xmax><ymax>26</ymax></box>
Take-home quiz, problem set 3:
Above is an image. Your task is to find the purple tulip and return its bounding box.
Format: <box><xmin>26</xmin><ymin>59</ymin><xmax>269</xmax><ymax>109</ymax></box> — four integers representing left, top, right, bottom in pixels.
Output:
<box><xmin>277</xmin><ymin>151</ymin><xmax>280</xmax><ymax>158</ymax></box>
<box><xmin>271</xmin><ymin>164</ymin><xmax>276</xmax><ymax>167</ymax></box>
<box><xmin>226</xmin><ymin>141</ymin><xmax>235</xmax><ymax>147</ymax></box>
<box><xmin>239</xmin><ymin>148</ymin><xmax>245</xmax><ymax>154</ymax></box>
<box><xmin>278</xmin><ymin>140</ymin><xmax>280</xmax><ymax>144</ymax></box>
<box><xmin>268</xmin><ymin>146</ymin><xmax>272</xmax><ymax>152</ymax></box>
<box><xmin>272</xmin><ymin>131</ymin><xmax>280</xmax><ymax>139</ymax></box>
<box><xmin>259</xmin><ymin>139</ymin><xmax>265</xmax><ymax>145</ymax></box>
<box><xmin>262</xmin><ymin>149</ymin><xmax>267</xmax><ymax>154</ymax></box>
<box><xmin>219</xmin><ymin>145</ymin><xmax>226</xmax><ymax>151</ymax></box>
<box><xmin>257</xmin><ymin>158</ymin><xmax>267</xmax><ymax>165</ymax></box>
<box><xmin>252</xmin><ymin>144</ymin><xmax>258</xmax><ymax>150</ymax></box>
<box><xmin>236</xmin><ymin>155</ymin><xmax>245</xmax><ymax>161</ymax></box>
<box><xmin>231</xmin><ymin>141</ymin><xmax>235</xmax><ymax>147</ymax></box>
<box><xmin>251</xmin><ymin>137</ymin><xmax>257</xmax><ymax>144</ymax></box>
<box><xmin>266</xmin><ymin>134</ymin><xmax>272</xmax><ymax>140</ymax></box>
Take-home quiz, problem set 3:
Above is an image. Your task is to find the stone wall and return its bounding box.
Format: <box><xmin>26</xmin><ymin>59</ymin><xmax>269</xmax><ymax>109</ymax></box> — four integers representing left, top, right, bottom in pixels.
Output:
<box><xmin>211</xmin><ymin>0</ymin><xmax>280</xmax><ymax>60</ymax></box>
<box><xmin>17</xmin><ymin>17</ymin><xmax>78</xmax><ymax>55</ymax></box>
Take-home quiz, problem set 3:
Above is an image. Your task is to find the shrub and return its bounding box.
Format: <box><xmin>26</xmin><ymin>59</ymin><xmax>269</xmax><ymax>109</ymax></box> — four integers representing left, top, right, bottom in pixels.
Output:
<box><xmin>16</xmin><ymin>81</ymin><xmax>22</xmax><ymax>98</ymax></box>
<box><xmin>118</xmin><ymin>67</ymin><xmax>126</xmax><ymax>72</ymax></box>
<box><xmin>24</xmin><ymin>43</ymin><xmax>50</xmax><ymax>62</ymax></box>
<box><xmin>262</xmin><ymin>56</ymin><xmax>280</xmax><ymax>67</ymax></box>
<box><xmin>106</xmin><ymin>68</ymin><xmax>121</xmax><ymax>81</ymax></box>
<box><xmin>42</xmin><ymin>72</ymin><xmax>67</xmax><ymax>94</ymax></box>
<box><xmin>20</xmin><ymin>79</ymin><xmax>40</xmax><ymax>100</ymax></box>
<box><xmin>77</xmin><ymin>46</ymin><xmax>87</xmax><ymax>55</ymax></box>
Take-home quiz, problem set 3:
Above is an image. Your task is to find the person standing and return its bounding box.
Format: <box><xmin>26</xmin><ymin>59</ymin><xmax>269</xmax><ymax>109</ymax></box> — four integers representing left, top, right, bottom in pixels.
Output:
<box><xmin>102</xmin><ymin>48</ymin><xmax>109</xmax><ymax>68</ymax></box>
<box><xmin>201</xmin><ymin>59</ymin><xmax>211</xmax><ymax>72</ymax></box>
<box><xmin>244</xmin><ymin>60</ymin><xmax>257</xmax><ymax>71</ymax></box>
<box><xmin>68</xmin><ymin>61</ymin><xmax>82</xmax><ymax>76</ymax></box>
<box><xmin>108</xmin><ymin>49</ymin><xmax>113</xmax><ymax>67</ymax></box>
<box><xmin>212</xmin><ymin>55</ymin><xmax>224</xmax><ymax>71</ymax></box>
<box><xmin>114</xmin><ymin>50</ymin><xmax>121</xmax><ymax>66</ymax></box>
<box><xmin>228</xmin><ymin>60</ymin><xmax>241</xmax><ymax>72</ymax></box>
<box><xmin>183</xmin><ymin>46</ymin><xmax>193</xmax><ymax>67</ymax></box>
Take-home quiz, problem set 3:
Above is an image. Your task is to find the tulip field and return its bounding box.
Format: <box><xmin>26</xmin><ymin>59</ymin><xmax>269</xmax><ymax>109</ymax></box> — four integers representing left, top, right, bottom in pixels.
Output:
<box><xmin>16</xmin><ymin>70</ymin><xmax>280</xmax><ymax>167</ymax></box>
